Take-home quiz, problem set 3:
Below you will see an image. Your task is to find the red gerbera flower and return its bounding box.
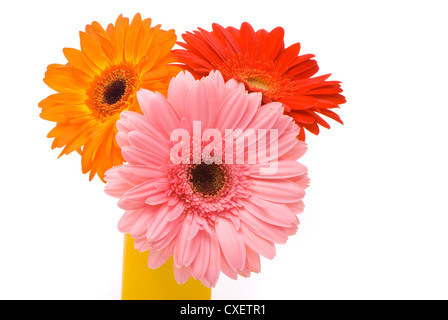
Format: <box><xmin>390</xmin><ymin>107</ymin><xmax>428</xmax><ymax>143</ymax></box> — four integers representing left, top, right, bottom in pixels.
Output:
<box><xmin>173</xmin><ymin>22</ymin><xmax>346</xmax><ymax>140</ymax></box>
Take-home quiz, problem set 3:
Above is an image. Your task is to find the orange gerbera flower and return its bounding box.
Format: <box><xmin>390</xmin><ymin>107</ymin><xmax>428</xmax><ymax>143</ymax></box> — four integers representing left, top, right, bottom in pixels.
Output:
<box><xmin>173</xmin><ymin>22</ymin><xmax>346</xmax><ymax>140</ymax></box>
<box><xmin>39</xmin><ymin>14</ymin><xmax>180</xmax><ymax>181</ymax></box>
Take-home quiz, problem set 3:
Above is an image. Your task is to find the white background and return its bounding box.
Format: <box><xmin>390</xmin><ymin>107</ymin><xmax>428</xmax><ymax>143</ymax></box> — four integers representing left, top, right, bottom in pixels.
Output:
<box><xmin>1</xmin><ymin>0</ymin><xmax>447</xmax><ymax>300</ymax></box>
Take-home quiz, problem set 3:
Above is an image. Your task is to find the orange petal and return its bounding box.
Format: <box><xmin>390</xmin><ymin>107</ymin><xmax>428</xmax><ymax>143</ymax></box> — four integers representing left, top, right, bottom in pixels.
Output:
<box><xmin>44</xmin><ymin>65</ymin><xmax>84</xmax><ymax>93</ymax></box>
<box><xmin>113</xmin><ymin>14</ymin><xmax>130</xmax><ymax>63</ymax></box>
<box><xmin>63</xmin><ymin>47</ymin><xmax>95</xmax><ymax>76</ymax></box>
<box><xmin>124</xmin><ymin>14</ymin><xmax>142</xmax><ymax>63</ymax></box>
<box><xmin>79</xmin><ymin>31</ymin><xmax>110</xmax><ymax>70</ymax></box>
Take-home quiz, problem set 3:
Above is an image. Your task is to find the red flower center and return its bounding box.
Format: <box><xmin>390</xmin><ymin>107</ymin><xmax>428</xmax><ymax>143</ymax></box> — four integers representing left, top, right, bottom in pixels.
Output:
<box><xmin>246</xmin><ymin>77</ymin><xmax>270</xmax><ymax>91</ymax></box>
<box><xmin>218</xmin><ymin>53</ymin><xmax>296</xmax><ymax>101</ymax></box>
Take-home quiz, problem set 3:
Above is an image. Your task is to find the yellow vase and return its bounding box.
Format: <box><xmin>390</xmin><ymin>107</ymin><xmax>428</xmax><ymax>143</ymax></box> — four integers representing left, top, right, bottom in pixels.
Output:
<box><xmin>121</xmin><ymin>233</ymin><xmax>212</xmax><ymax>300</ymax></box>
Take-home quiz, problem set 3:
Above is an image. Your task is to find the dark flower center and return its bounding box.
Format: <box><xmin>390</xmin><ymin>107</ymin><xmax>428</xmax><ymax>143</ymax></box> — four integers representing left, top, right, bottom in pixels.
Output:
<box><xmin>103</xmin><ymin>79</ymin><xmax>127</xmax><ymax>105</ymax></box>
<box><xmin>88</xmin><ymin>66</ymin><xmax>138</xmax><ymax>118</ymax></box>
<box><xmin>190</xmin><ymin>163</ymin><xmax>226</xmax><ymax>196</ymax></box>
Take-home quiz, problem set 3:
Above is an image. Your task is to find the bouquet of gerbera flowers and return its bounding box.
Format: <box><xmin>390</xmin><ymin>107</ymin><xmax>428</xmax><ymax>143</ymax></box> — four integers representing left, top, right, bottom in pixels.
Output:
<box><xmin>38</xmin><ymin>14</ymin><xmax>345</xmax><ymax>299</ymax></box>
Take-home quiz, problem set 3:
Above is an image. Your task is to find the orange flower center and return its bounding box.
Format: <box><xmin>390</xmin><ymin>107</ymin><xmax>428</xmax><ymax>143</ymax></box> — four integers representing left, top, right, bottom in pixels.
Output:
<box><xmin>103</xmin><ymin>78</ymin><xmax>127</xmax><ymax>105</ymax></box>
<box><xmin>88</xmin><ymin>65</ymin><xmax>138</xmax><ymax>118</ymax></box>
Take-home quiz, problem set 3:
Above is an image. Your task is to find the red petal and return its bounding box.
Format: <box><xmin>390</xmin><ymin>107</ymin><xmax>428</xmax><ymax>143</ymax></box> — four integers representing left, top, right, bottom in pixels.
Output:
<box><xmin>318</xmin><ymin>108</ymin><xmax>344</xmax><ymax>124</ymax></box>
<box><xmin>260</xmin><ymin>26</ymin><xmax>285</xmax><ymax>60</ymax></box>
<box><xmin>290</xmin><ymin>110</ymin><xmax>317</xmax><ymax>124</ymax></box>
<box><xmin>239</xmin><ymin>22</ymin><xmax>257</xmax><ymax>58</ymax></box>
<box><xmin>303</xmin><ymin>122</ymin><xmax>320</xmax><ymax>135</ymax></box>
<box><xmin>287</xmin><ymin>60</ymin><xmax>319</xmax><ymax>79</ymax></box>
<box><xmin>313</xmin><ymin>94</ymin><xmax>346</xmax><ymax>104</ymax></box>
<box><xmin>181</xmin><ymin>31</ymin><xmax>222</xmax><ymax>67</ymax></box>
<box><xmin>198</xmin><ymin>27</ymin><xmax>228</xmax><ymax>61</ymax></box>
<box><xmin>212</xmin><ymin>23</ymin><xmax>241</xmax><ymax>54</ymax></box>
<box><xmin>298</xmin><ymin>126</ymin><xmax>306</xmax><ymax>141</ymax></box>
<box><xmin>287</xmin><ymin>53</ymin><xmax>316</xmax><ymax>71</ymax></box>
<box><xmin>315</xmin><ymin>99</ymin><xmax>339</xmax><ymax>109</ymax></box>
<box><xmin>276</xmin><ymin>42</ymin><xmax>301</xmax><ymax>69</ymax></box>
<box><xmin>312</xmin><ymin>112</ymin><xmax>331</xmax><ymax>129</ymax></box>
<box><xmin>307</xmin><ymin>86</ymin><xmax>343</xmax><ymax>95</ymax></box>
<box><xmin>293</xmin><ymin>74</ymin><xmax>331</xmax><ymax>87</ymax></box>
<box><xmin>279</xmin><ymin>96</ymin><xmax>318</xmax><ymax>110</ymax></box>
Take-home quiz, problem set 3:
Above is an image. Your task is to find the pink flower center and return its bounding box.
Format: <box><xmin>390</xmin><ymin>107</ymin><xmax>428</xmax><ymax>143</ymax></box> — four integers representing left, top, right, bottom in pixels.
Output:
<box><xmin>168</xmin><ymin>161</ymin><xmax>251</xmax><ymax>221</ymax></box>
<box><xmin>190</xmin><ymin>163</ymin><xmax>226</xmax><ymax>196</ymax></box>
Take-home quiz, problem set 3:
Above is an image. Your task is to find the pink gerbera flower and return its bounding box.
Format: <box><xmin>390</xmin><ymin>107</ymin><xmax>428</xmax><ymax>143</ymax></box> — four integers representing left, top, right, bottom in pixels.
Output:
<box><xmin>105</xmin><ymin>70</ymin><xmax>309</xmax><ymax>287</ymax></box>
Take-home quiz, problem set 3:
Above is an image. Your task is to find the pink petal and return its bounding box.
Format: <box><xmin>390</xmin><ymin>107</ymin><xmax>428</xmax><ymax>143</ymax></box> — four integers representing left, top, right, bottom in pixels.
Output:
<box><xmin>185</xmin><ymin>77</ymin><xmax>218</xmax><ymax>128</ymax></box>
<box><xmin>129</xmin><ymin>205</ymin><xmax>159</xmax><ymax>239</ymax></box>
<box><xmin>116</xmin><ymin>198</ymin><xmax>145</xmax><ymax>210</ymax></box>
<box><xmin>150</xmin><ymin>221</ymin><xmax>181</xmax><ymax>251</ymax></box>
<box><xmin>243</xmin><ymin>198</ymin><xmax>296</xmax><ymax>227</ymax></box>
<box><xmin>287</xmin><ymin>200</ymin><xmax>305</xmax><ymax>214</ymax></box>
<box><xmin>166</xmin><ymin>200</ymin><xmax>186</xmax><ymax>221</ymax></box>
<box><xmin>238</xmin><ymin>208</ymin><xmax>288</xmax><ymax>244</ymax></box>
<box><xmin>214</xmin><ymin>88</ymin><xmax>248</xmax><ymax>132</ymax></box>
<box><xmin>134</xmin><ymin>237</ymin><xmax>151</xmax><ymax>252</ymax></box>
<box><xmin>224</xmin><ymin>77</ymin><xmax>245</xmax><ymax>92</ymax></box>
<box><xmin>276</xmin><ymin>130</ymin><xmax>303</xmax><ymax>158</ymax></box>
<box><xmin>104</xmin><ymin>168</ymin><xmax>133</xmax><ymax>198</ymax></box>
<box><xmin>173</xmin><ymin>265</ymin><xmax>191</xmax><ymax>284</ymax></box>
<box><xmin>202</xmin><ymin>233</ymin><xmax>221</xmax><ymax>287</ymax></box>
<box><xmin>116</xmin><ymin>111</ymin><xmax>155</xmax><ymax>139</ymax></box>
<box><xmin>239</xmin><ymin>223</ymin><xmax>276</xmax><ymax>259</ymax></box>
<box><xmin>186</xmin><ymin>218</ymin><xmax>201</xmax><ymax>240</ymax></box>
<box><xmin>146</xmin><ymin>205</ymin><xmax>180</xmax><ymax>244</ymax></box>
<box><xmin>286</xmin><ymin>223</ymin><xmax>299</xmax><ymax>236</ymax></box>
<box><xmin>294</xmin><ymin>174</ymin><xmax>310</xmax><ymax>189</ymax></box>
<box><xmin>145</xmin><ymin>192</ymin><xmax>170</xmax><ymax>206</ymax></box>
<box><xmin>148</xmin><ymin>246</ymin><xmax>174</xmax><ymax>269</ymax></box>
<box><xmin>121</xmin><ymin>146</ymin><xmax>167</xmax><ymax>166</ymax></box>
<box><xmin>173</xmin><ymin>219</ymin><xmax>201</xmax><ymax>267</ymax></box>
<box><xmin>245</xmin><ymin>246</ymin><xmax>261</xmax><ymax>273</ymax></box>
<box><xmin>137</xmin><ymin>90</ymin><xmax>180</xmax><ymax>136</ymax></box>
<box><xmin>117</xmin><ymin>209</ymin><xmax>141</xmax><ymax>233</ymax></box>
<box><xmin>220</xmin><ymin>252</ymin><xmax>238</xmax><ymax>279</ymax></box>
<box><xmin>240</xmin><ymin>246</ymin><xmax>259</xmax><ymax>278</ymax></box>
<box><xmin>117</xmin><ymin>164</ymin><xmax>165</xmax><ymax>186</ymax></box>
<box><xmin>115</xmin><ymin>132</ymin><xmax>130</xmax><ymax>148</ymax></box>
<box><xmin>234</xmin><ymin>91</ymin><xmax>261</xmax><ymax>130</ymax></box>
<box><xmin>215</xmin><ymin>217</ymin><xmax>246</xmax><ymax>272</ymax></box>
<box><xmin>167</xmin><ymin>71</ymin><xmax>196</xmax><ymax>117</ymax></box>
<box><xmin>190</xmin><ymin>231</ymin><xmax>210</xmax><ymax>281</ymax></box>
<box><xmin>249</xmin><ymin>159</ymin><xmax>307</xmax><ymax>179</ymax></box>
<box><xmin>282</xmin><ymin>139</ymin><xmax>307</xmax><ymax>160</ymax></box>
<box><xmin>120</xmin><ymin>179</ymin><xmax>167</xmax><ymax>204</ymax></box>
<box><xmin>178</xmin><ymin>116</ymin><xmax>193</xmax><ymax>134</ymax></box>
<box><xmin>149</xmin><ymin>205</ymin><xmax>183</xmax><ymax>251</ymax></box>
<box><xmin>244</xmin><ymin>102</ymin><xmax>282</xmax><ymax>132</ymax></box>
<box><xmin>271</xmin><ymin>108</ymin><xmax>293</xmax><ymax>137</ymax></box>
<box><xmin>249</xmin><ymin>178</ymin><xmax>305</xmax><ymax>203</ymax></box>
<box><xmin>127</xmin><ymin>131</ymin><xmax>170</xmax><ymax>159</ymax></box>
